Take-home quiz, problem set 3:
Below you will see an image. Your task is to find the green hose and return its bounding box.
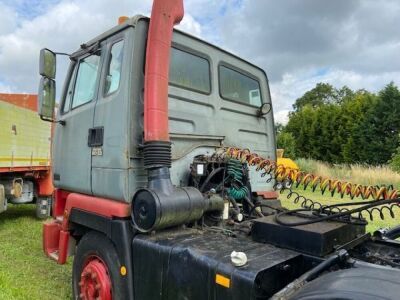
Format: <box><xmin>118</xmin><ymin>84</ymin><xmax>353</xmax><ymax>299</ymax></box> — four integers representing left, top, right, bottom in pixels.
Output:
<box><xmin>227</xmin><ymin>159</ymin><xmax>249</xmax><ymax>201</ymax></box>
<box><xmin>227</xmin><ymin>159</ymin><xmax>243</xmax><ymax>182</ymax></box>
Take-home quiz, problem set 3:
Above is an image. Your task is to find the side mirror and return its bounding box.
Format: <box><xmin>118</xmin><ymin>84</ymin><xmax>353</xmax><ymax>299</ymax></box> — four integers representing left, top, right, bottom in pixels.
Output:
<box><xmin>38</xmin><ymin>77</ymin><xmax>56</xmax><ymax>120</ymax></box>
<box><xmin>258</xmin><ymin>102</ymin><xmax>271</xmax><ymax>117</ymax></box>
<box><xmin>39</xmin><ymin>48</ymin><xmax>56</xmax><ymax>79</ymax></box>
<box><xmin>38</xmin><ymin>48</ymin><xmax>58</xmax><ymax>122</ymax></box>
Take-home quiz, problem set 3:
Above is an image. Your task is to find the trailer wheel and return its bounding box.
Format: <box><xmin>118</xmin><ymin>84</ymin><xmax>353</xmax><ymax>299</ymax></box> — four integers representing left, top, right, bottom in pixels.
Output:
<box><xmin>72</xmin><ymin>231</ymin><xmax>124</xmax><ymax>300</ymax></box>
<box><xmin>35</xmin><ymin>197</ymin><xmax>52</xmax><ymax>219</ymax></box>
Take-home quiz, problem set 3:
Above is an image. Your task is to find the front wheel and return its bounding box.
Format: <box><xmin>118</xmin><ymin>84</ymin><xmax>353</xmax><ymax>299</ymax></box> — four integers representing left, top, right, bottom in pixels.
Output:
<box><xmin>72</xmin><ymin>231</ymin><xmax>125</xmax><ymax>300</ymax></box>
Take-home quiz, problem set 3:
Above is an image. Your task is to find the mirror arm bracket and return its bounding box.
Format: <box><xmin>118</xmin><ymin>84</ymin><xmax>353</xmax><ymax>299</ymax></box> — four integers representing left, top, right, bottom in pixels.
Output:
<box><xmin>54</xmin><ymin>52</ymin><xmax>70</xmax><ymax>57</ymax></box>
<box><xmin>40</xmin><ymin>116</ymin><xmax>65</xmax><ymax>126</ymax></box>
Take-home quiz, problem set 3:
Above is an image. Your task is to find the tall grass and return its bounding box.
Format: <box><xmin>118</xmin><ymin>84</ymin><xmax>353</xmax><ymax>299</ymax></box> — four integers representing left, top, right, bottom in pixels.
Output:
<box><xmin>281</xmin><ymin>158</ymin><xmax>400</xmax><ymax>232</ymax></box>
<box><xmin>295</xmin><ymin>158</ymin><xmax>400</xmax><ymax>189</ymax></box>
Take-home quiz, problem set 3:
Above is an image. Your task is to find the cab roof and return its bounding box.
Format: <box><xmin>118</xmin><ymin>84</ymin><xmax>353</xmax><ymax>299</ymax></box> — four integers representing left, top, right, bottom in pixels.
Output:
<box><xmin>71</xmin><ymin>15</ymin><xmax>269</xmax><ymax>81</ymax></box>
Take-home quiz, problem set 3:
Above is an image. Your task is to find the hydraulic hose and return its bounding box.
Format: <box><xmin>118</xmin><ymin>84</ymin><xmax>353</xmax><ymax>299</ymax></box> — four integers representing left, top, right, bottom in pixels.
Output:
<box><xmin>199</xmin><ymin>167</ymin><xmax>224</xmax><ymax>192</ymax></box>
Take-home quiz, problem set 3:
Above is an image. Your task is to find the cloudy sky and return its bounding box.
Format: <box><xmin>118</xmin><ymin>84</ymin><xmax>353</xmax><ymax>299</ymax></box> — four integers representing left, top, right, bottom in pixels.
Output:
<box><xmin>1</xmin><ymin>0</ymin><xmax>399</xmax><ymax>124</ymax></box>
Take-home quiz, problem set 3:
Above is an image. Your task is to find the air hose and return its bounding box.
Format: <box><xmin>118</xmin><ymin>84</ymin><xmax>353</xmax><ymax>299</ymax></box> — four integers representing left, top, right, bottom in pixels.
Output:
<box><xmin>227</xmin><ymin>159</ymin><xmax>243</xmax><ymax>182</ymax></box>
<box><xmin>212</xmin><ymin>147</ymin><xmax>400</xmax><ymax>223</ymax></box>
<box><xmin>274</xmin><ymin>198</ymin><xmax>400</xmax><ymax>226</ymax></box>
<box><xmin>217</xmin><ymin>148</ymin><xmax>399</xmax><ymax>200</ymax></box>
<box><xmin>226</xmin><ymin>159</ymin><xmax>249</xmax><ymax>201</ymax></box>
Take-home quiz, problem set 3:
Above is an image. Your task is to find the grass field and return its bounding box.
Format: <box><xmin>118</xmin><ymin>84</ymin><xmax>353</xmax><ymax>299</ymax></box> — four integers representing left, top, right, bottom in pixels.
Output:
<box><xmin>279</xmin><ymin>187</ymin><xmax>399</xmax><ymax>233</ymax></box>
<box><xmin>281</xmin><ymin>158</ymin><xmax>400</xmax><ymax>233</ymax></box>
<box><xmin>295</xmin><ymin>158</ymin><xmax>400</xmax><ymax>188</ymax></box>
<box><xmin>0</xmin><ymin>204</ymin><xmax>71</xmax><ymax>300</ymax></box>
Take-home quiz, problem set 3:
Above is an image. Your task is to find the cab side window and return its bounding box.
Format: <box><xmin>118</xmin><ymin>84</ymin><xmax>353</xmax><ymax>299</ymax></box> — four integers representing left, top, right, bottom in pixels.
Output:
<box><xmin>61</xmin><ymin>66</ymin><xmax>76</xmax><ymax>113</ymax></box>
<box><xmin>104</xmin><ymin>40</ymin><xmax>124</xmax><ymax>95</ymax></box>
<box><xmin>71</xmin><ymin>54</ymin><xmax>101</xmax><ymax>109</ymax></box>
<box><xmin>169</xmin><ymin>47</ymin><xmax>211</xmax><ymax>94</ymax></box>
<box><xmin>219</xmin><ymin>65</ymin><xmax>262</xmax><ymax>106</ymax></box>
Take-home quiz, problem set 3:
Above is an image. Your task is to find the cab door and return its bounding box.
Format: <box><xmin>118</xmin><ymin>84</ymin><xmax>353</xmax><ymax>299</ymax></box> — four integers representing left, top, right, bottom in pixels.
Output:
<box><xmin>91</xmin><ymin>30</ymin><xmax>131</xmax><ymax>200</ymax></box>
<box><xmin>53</xmin><ymin>48</ymin><xmax>104</xmax><ymax>194</ymax></box>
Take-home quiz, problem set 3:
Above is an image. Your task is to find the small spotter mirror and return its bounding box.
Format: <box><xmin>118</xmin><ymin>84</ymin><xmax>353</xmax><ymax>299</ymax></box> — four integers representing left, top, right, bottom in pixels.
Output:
<box><xmin>39</xmin><ymin>48</ymin><xmax>56</xmax><ymax>79</ymax></box>
<box><xmin>258</xmin><ymin>103</ymin><xmax>271</xmax><ymax>116</ymax></box>
<box><xmin>38</xmin><ymin>77</ymin><xmax>56</xmax><ymax>120</ymax></box>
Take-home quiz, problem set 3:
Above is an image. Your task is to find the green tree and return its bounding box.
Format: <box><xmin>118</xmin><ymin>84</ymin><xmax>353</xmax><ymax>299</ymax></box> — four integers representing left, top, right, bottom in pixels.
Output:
<box><xmin>276</xmin><ymin>131</ymin><xmax>296</xmax><ymax>159</ymax></box>
<box><xmin>275</xmin><ymin>123</ymin><xmax>285</xmax><ymax>135</ymax></box>
<box><xmin>284</xmin><ymin>82</ymin><xmax>400</xmax><ymax>165</ymax></box>
<box><xmin>292</xmin><ymin>83</ymin><xmax>338</xmax><ymax>112</ymax></box>
<box><xmin>341</xmin><ymin>90</ymin><xmax>378</xmax><ymax>163</ymax></box>
<box><xmin>336</xmin><ymin>86</ymin><xmax>355</xmax><ymax>104</ymax></box>
<box><xmin>389</xmin><ymin>146</ymin><xmax>400</xmax><ymax>172</ymax></box>
<box><xmin>350</xmin><ymin>83</ymin><xmax>400</xmax><ymax>164</ymax></box>
<box><xmin>286</xmin><ymin>105</ymin><xmax>318</xmax><ymax>159</ymax></box>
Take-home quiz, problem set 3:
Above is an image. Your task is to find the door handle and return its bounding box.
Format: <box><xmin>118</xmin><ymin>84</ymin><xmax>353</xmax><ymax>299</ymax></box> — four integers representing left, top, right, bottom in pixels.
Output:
<box><xmin>88</xmin><ymin>127</ymin><xmax>104</xmax><ymax>147</ymax></box>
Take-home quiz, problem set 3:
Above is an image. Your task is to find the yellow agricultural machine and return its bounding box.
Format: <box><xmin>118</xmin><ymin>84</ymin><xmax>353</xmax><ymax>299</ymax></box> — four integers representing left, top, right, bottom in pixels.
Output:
<box><xmin>276</xmin><ymin>148</ymin><xmax>298</xmax><ymax>189</ymax></box>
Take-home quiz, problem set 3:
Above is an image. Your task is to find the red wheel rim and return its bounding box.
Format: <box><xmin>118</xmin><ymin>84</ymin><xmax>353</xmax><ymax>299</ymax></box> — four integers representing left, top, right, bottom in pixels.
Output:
<box><xmin>79</xmin><ymin>256</ymin><xmax>112</xmax><ymax>300</ymax></box>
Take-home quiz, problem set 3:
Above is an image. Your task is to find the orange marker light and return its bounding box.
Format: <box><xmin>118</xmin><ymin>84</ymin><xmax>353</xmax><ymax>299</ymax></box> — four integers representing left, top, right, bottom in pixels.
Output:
<box><xmin>215</xmin><ymin>274</ymin><xmax>230</xmax><ymax>288</ymax></box>
<box><xmin>118</xmin><ymin>16</ymin><xmax>129</xmax><ymax>25</ymax></box>
<box><xmin>120</xmin><ymin>266</ymin><xmax>127</xmax><ymax>276</ymax></box>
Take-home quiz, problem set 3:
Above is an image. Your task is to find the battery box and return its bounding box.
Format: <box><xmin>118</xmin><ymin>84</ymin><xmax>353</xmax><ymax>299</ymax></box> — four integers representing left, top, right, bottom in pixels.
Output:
<box><xmin>252</xmin><ymin>214</ymin><xmax>366</xmax><ymax>257</ymax></box>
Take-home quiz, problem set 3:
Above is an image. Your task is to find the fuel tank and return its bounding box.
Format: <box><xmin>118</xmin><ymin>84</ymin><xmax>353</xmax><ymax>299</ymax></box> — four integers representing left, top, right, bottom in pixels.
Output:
<box><xmin>132</xmin><ymin>228</ymin><xmax>320</xmax><ymax>300</ymax></box>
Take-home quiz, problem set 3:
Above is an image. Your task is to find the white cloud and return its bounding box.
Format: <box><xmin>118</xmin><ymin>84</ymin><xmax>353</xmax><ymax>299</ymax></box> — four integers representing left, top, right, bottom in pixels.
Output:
<box><xmin>273</xmin><ymin>109</ymin><xmax>290</xmax><ymax>125</ymax></box>
<box><xmin>0</xmin><ymin>1</ymin><xmax>110</xmax><ymax>92</ymax></box>
<box><xmin>270</xmin><ymin>68</ymin><xmax>400</xmax><ymax>124</ymax></box>
<box><xmin>1</xmin><ymin>0</ymin><xmax>400</xmax><ymax>127</ymax></box>
<box><xmin>0</xmin><ymin>81</ymin><xmax>13</xmax><ymax>93</ymax></box>
<box><xmin>177</xmin><ymin>13</ymin><xmax>202</xmax><ymax>38</ymax></box>
<box><xmin>213</xmin><ymin>0</ymin><xmax>400</xmax><ymax>81</ymax></box>
<box><xmin>0</xmin><ymin>0</ymin><xmax>203</xmax><ymax>95</ymax></box>
<box><xmin>0</xmin><ymin>3</ymin><xmax>17</xmax><ymax>35</ymax></box>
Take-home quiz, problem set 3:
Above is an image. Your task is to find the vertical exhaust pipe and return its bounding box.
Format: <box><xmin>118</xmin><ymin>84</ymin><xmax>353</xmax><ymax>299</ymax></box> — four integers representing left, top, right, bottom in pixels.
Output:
<box><xmin>132</xmin><ymin>0</ymin><xmax>207</xmax><ymax>232</ymax></box>
<box><xmin>144</xmin><ymin>0</ymin><xmax>183</xmax><ymax>144</ymax></box>
<box><xmin>143</xmin><ymin>0</ymin><xmax>183</xmax><ymax>169</ymax></box>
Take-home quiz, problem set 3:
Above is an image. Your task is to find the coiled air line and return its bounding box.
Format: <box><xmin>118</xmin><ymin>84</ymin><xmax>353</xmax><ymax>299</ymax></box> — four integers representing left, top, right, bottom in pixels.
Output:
<box><xmin>212</xmin><ymin>147</ymin><xmax>400</xmax><ymax>223</ymax></box>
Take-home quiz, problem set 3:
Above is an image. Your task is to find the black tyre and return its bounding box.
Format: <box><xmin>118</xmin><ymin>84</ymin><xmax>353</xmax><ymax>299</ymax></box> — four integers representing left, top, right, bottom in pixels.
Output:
<box><xmin>72</xmin><ymin>231</ymin><xmax>125</xmax><ymax>300</ymax></box>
